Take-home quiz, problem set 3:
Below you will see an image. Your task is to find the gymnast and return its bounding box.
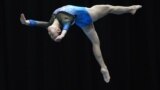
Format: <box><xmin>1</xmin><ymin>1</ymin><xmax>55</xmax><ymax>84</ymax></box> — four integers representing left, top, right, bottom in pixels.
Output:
<box><xmin>20</xmin><ymin>4</ymin><xmax>142</xmax><ymax>83</ymax></box>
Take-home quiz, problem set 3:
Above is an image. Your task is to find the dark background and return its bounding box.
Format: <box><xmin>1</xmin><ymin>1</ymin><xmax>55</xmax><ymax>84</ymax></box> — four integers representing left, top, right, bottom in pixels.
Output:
<box><xmin>0</xmin><ymin>0</ymin><xmax>159</xmax><ymax>90</ymax></box>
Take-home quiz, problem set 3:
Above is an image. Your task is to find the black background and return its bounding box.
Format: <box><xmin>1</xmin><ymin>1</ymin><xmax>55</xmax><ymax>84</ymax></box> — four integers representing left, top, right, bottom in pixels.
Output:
<box><xmin>0</xmin><ymin>0</ymin><xmax>159</xmax><ymax>90</ymax></box>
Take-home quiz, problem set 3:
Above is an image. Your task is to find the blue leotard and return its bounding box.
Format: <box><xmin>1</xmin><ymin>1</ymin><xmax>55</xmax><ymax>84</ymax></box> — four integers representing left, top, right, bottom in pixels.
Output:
<box><xmin>53</xmin><ymin>5</ymin><xmax>92</xmax><ymax>30</ymax></box>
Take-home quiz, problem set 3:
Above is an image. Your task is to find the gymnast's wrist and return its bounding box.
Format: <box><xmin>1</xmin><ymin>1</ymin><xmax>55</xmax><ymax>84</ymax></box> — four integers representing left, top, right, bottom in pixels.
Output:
<box><xmin>28</xmin><ymin>19</ymin><xmax>37</xmax><ymax>26</ymax></box>
<box><xmin>25</xmin><ymin>20</ymin><xmax>30</xmax><ymax>25</ymax></box>
<box><xmin>61</xmin><ymin>30</ymin><xmax>67</xmax><ymax>37</ymax></box>
<box><xmin>58</xmin><ymin>34</ymin><xmax>65</xmax><ymax>38</ymax></box>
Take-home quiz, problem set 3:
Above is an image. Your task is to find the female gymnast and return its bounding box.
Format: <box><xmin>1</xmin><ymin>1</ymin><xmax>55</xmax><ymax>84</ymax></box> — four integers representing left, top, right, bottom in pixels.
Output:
<box><xmin>20</xmin><ymin>4</ymin><xmax>142</xmax><ymax>83</ymax></box>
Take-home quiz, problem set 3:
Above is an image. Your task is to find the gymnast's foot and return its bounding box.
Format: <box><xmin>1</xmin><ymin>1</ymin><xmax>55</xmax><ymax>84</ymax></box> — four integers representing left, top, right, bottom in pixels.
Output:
<box><xmin>101</xmin><ymin>68</ymin><xmax>111</xmax><ymax>83</ymax></box>
<box><xmin>130</xmin><ymin>5</ymin><xmax>142</xmax><ymax>15</ymax></box>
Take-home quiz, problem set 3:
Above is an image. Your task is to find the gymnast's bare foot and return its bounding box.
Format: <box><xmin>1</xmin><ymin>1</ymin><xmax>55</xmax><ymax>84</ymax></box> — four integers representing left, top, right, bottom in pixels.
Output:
<box><xmin>101</xmin><ymin>68</ymin><xmax>111</xmax><ymax>83</ymax></box>
<box><xmin>130</xmin><ymin>5</ymin><xmax>142</xmax><ymax>15</ymax></box>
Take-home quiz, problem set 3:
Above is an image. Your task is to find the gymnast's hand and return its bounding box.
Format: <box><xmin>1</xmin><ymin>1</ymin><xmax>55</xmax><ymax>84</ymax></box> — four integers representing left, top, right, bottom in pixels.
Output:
<box><xmin>54</xmin><ymin>35</ymin><xmax>64</xmax><ymax>42</ymax></box>
<box><xmin>20</xmin><ymin>13</ymin><xmax>29</xmax><ymax>25</ymax></box>
<box><xmin>54</xmin><ymin>30</ymin><xmax>67</xmax><ymax>42</ymax></box>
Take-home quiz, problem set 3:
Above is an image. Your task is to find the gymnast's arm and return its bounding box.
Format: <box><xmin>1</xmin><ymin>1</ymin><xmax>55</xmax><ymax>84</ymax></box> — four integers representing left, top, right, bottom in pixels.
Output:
<box><xmin>54</xmin><ymin>22</ymin><xmax>71</xmax><ymax>42</ymax></box>
<box><xmin>54</xmin><ymin>13</ymin><xmax>75</xmax><ymax>42</ymax></box>
<box><xmin>20</xmin><ymin>13</ymin><xmax>55</xmax><ymax>28</ymax></box>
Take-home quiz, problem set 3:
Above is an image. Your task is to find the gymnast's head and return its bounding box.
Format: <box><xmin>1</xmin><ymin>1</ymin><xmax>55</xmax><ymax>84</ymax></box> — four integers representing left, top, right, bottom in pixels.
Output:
<box><xmin>47</xmin><ymin>25</ymin><xmax>61</xmax><ymax>41</ymax></box>
<box><xmin>47</xmin><ymin>18</ymin><xmax>62</xmax><ymax>41</ymax></box>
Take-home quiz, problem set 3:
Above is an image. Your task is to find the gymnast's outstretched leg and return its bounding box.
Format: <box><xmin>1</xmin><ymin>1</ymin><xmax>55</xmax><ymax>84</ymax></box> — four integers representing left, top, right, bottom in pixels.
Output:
<box><xmin>81</xmin><ymin>24</ymin><xmax>110</xmax><ymax>83</ymax></box>
<box><xmin>87</xmin><ymin>4</ymin><xmax>142</xmax><ymax>22</ymax></box>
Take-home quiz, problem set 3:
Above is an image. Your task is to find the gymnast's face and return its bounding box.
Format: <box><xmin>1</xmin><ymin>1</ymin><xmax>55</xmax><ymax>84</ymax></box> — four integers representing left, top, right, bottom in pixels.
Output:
<box><xmin>47</xmin><ymin>26</ymin><xmax>61</xmax><ymax>41</ymax></box>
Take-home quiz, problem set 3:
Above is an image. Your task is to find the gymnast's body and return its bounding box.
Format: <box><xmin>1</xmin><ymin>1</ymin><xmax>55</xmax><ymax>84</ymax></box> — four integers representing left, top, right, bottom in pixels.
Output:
<box><xmin>20</xmin><ymin>4</ymin><xmax>142</xmax><ymax>83</ymax></box>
